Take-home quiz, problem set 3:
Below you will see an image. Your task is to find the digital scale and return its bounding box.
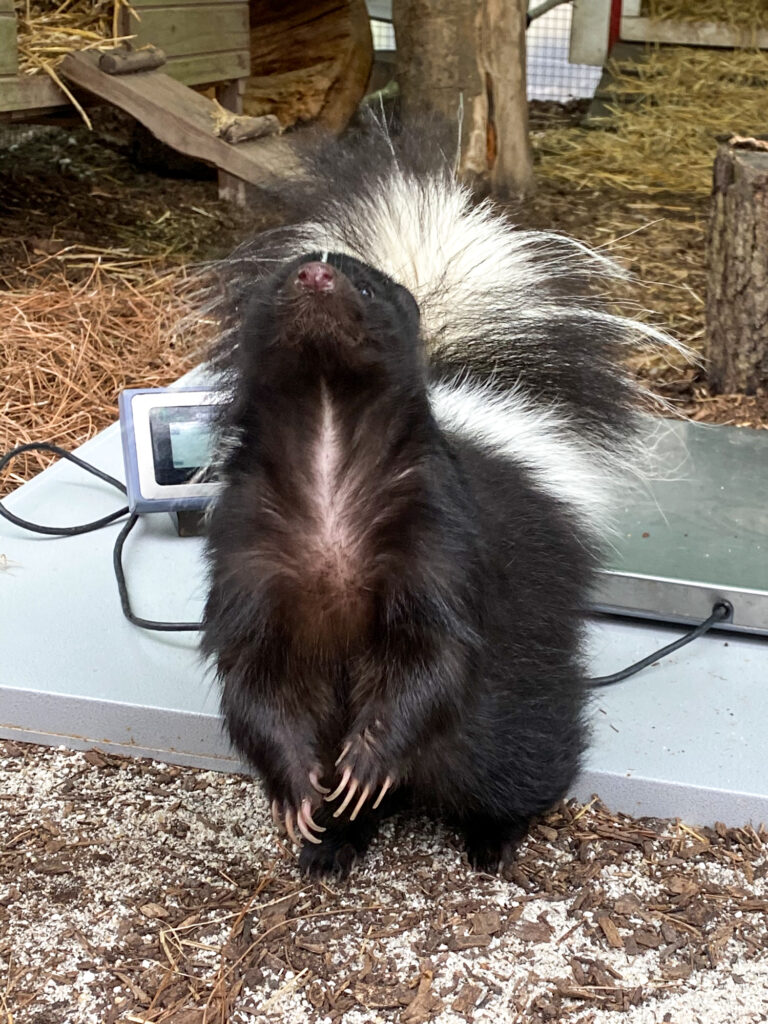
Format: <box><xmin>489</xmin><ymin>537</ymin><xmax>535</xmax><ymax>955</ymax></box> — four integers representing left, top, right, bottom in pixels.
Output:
<box><xmin>116</xmin><ymin>387</ymin><xmax>768</xmax><ymax>636</ymax></box>
<box><xmin>1</xmin><ymin>384</ymin><xmax>766</xmax><ymax>826</ymax></box>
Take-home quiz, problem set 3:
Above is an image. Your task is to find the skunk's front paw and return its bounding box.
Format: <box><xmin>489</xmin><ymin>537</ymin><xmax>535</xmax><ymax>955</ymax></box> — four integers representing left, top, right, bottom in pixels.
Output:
<box><xmin>325</xmin><ymin>727</ymin><xmax>395</xmax><ymax>821</ymax></box>
<box><xmin>270</xmin><ymin>792</ymin><xmax>326</xmax><ymax>846</ymax></box>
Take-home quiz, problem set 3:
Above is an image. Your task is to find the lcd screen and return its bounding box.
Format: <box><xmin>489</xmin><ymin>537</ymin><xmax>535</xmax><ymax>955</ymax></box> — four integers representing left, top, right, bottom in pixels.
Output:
<box><xmin>149</xmin><ymin>405</ymin><xmax>218</xmax><ymax>486</ymax></box>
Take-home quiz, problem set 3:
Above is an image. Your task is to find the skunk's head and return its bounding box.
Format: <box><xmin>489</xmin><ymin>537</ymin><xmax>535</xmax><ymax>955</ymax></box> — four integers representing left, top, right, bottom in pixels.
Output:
<box><xmin>239</xmin><ymin>251</ymin><xmax>423</xmax><ymax>383</ymax></box>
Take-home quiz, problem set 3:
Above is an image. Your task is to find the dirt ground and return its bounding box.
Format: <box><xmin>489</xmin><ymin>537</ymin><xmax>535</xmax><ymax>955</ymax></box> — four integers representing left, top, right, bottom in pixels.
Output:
<box><xmin>2</xmin><ymin>742</ymin><xmax>767</xmax><ymax>1024</ymax></box>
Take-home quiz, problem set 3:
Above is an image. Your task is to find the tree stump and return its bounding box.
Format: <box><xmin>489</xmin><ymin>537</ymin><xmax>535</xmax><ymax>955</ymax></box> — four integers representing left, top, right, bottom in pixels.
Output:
<box><xmin>393</xmin><ymin>0</ymin><xmax>532</xmax><ymax>196</ymax></box>
<box><xmin>244</xmin><ymin>0</ymin><xmax>373</xmax><ymax>134</ymax></box>
<box><xmin>706</xmin><ymin>140</ymin><xmax>768</xmax><ymax>395</ymax></box>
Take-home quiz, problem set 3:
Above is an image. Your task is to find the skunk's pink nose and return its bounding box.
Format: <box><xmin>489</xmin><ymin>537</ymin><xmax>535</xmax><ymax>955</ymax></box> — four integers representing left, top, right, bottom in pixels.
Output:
<box><xmin>296</xmin><ymin>261</ymin><xmax>336</xmax><ymax>293</ymax></box>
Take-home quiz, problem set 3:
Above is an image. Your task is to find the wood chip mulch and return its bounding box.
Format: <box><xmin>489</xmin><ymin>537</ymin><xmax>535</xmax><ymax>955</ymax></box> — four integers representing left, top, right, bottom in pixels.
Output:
<box><xmin>1</xmin><ymin>741</ymin><xmax>767</xmax><ymax>1024</ymax></box>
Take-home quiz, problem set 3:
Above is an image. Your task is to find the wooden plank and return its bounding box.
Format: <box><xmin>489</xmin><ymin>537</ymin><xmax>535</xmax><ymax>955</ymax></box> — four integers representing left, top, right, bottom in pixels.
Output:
<box><xmin>127</xmin><ymin>0</ymin><xmax>246</xmax><ymax>6</ymax></box>
<box><xmin>162</xmin><ymin>49</ymin><xmax>250</xmax><ymax>87</ymax></box>
<box><xmin>119</xmin><ymin>2</ymin><xmax>249</xmax><ymax>84</ymax></box>
<box><xmin>570</xmin><ymin>0</ymin><xmax>613</xmax><ymax>67</ymax></box>
<box><xmin>0</xmin><ymin>0</ymin><xmax>18</xmax><ymax>78</ymax></box>
<box><xmin>0</xmin><ymin>75</ymin><xmax>67</xmax><ymax>114</ymax></box>
<box><xmin>59</xmin><ymin>51</ymin><xmax>299</xmax><ymax>188</ymax></box>
<box><xmin>620</xmin><ymin>16</ymin><xmax>768</xmax><ymax>50</ymax></box>
<box><xmin>122</xmin><ymin>3</ymin><xmax>248</xmax><ymax>51</ymax></box>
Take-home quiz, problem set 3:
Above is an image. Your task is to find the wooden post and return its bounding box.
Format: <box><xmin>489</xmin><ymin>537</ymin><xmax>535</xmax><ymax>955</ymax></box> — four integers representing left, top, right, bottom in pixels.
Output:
<box><xmin>393</xmin><ymin>0</ymin><xmax>533</xmax><ymax>197</ymax></box>
<box><xmin>216</xmin><ymin>78</ymin><xmax>248</xmax><ymax>206</ymax></box>
<box><xmin>706</xmin><ymin>139</ymin><xmax>768</xmax><ymax>395</ymax></box>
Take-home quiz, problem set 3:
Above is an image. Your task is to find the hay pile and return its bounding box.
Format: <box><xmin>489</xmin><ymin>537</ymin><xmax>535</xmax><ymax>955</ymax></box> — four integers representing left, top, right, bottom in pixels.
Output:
<box><xmin>533</xmin><ymin>47</ymin><xmax>768</xmax><ymax>195</ymax></box>
<box><xmin>641</xmin><ymin>0</ymin><xmax>768</xmax><ymax>32</ymax></box>
<box><xmin>14</xmin><ymin>0</ymin><xmax>136</xmax><ymax>125</ymax></box>
<box><xmin>0</xmin><ymin>251</ymin><xmax>208</xmax><ymax>496</ymax></box>
<box><xmin>14</xmin><ymin>0</ymin><xmax>133</xmax><ymax>72</ymax></box>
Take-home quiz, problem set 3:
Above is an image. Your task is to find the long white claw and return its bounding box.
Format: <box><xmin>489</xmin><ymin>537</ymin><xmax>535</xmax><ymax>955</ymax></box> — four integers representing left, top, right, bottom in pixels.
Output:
<box><xmin>371</xmin><ymin>776</ymin><xmax>393</xmax><ymax>810</ymax></box>
<box><xmin>271</xmin><ymin>799</ymin><xmax>283</xmax><ymax>828</ymax></box>
<box><xmin>309</xmin><ymin>769</ymin><xmax>330</xmax><ymax>795</ymax></box>
<box><xmin>325</xmin><ymin>766</ymin><xmax>352</xmax><ymax>802</ymax></box>
<box><xmin>334</xmin><ymin>741</ymin><xmax>352</xmax><ymax>767</ymax></box>
<box><xmin>301</xmin><ymin>798</ymin><xmax>326</xmax><ymax>834</ymax></box>
<box><xmin>333</xmin><ymin>777</ymin><xmax>359</xmax><ymax>818</ymax></box>
<box><xmin>349</xmin><ymin>784</ymin><xmax>371</xmax><ymax>822</ymax></box>
<box><xmin>297</xmin><ymin>807</ymin><xmax>323</xmax><ymax>844</ymax></box>
<box><xmin>284</xmin><ymin>807</ymin><xmax>300</xmax><ymax>845</ymax></box>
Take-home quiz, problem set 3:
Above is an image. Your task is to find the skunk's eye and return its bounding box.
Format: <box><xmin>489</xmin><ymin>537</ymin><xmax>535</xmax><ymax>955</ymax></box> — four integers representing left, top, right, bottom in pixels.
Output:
<box><xmin>359</xmin><ymin>284</ymin><xmax>374</xmax><ymax>299</ymax></box>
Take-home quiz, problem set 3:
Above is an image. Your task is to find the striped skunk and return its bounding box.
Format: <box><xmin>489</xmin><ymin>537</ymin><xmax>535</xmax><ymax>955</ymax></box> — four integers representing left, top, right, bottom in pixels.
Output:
<box><xmin>201</xmin><ymin>121</ymin><xmax>677</xmax><ymax>876</ymax></box>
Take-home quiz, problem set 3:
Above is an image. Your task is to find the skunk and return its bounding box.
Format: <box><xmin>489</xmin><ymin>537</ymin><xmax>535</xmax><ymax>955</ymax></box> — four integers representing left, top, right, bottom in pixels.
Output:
<box><xmin>201</xmin><ymin>122</ymin><xmax>677</xmax><ymax>876</ymax></box>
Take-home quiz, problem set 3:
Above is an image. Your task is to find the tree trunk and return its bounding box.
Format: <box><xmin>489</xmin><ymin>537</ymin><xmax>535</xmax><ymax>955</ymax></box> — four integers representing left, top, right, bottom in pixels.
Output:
<box><xmin>706</xmin><ymin>140</ymin><xmax>768</xmax><ymax>395</ymax></box>
<box><xmin>393</xmin><ymin>0</ymin><xmax>533</xmax><ymax>196</ymax></box>
<box><xmin>245</xmin><ymin>0</ymin><xmax>373</xmax><ymax>134</ymax></box>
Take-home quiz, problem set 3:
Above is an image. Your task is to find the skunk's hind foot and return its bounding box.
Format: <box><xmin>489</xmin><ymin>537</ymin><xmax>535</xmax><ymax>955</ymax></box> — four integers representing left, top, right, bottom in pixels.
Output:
<box><xmin>298</xmin><ymin>811</ymin><xmax>379</xmax><ymax>879</ymax></box>
<box><xmin>460</xmin><ymin>815</ymin><xmax>532</xmax><ymax>873</ymax></box>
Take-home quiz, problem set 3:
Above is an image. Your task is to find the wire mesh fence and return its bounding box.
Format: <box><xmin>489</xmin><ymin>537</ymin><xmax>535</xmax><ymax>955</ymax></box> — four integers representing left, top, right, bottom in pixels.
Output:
<box><xmin>526</xmin><ymin>3</ymin><xmax>602</xmax><ymax>101</ymax></box>
<box><xmin>370</xmin><ymin>17</ymin><xmax>395</xmax><ymax>51</ymax></box>
<box><xmin>367</xmin><ymin>1</ymin><xmax>602</xmax><ymax>103</ymax></box>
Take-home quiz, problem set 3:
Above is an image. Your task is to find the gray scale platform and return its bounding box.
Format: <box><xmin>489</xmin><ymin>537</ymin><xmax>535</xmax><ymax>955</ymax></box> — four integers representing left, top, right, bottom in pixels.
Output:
<box><xmin>1</xmin><ymin>418</ymin><xmax>767</xmax><ymax>828</ymax></box>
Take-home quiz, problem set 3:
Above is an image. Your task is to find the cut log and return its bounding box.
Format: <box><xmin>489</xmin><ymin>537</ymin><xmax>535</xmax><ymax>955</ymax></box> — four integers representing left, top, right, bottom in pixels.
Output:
<box><xmin>707</xmin><ymin>140</ymin><xmax>768</xmax><ymax>395</ymax></box>
<box><xmin>244</xmin><ymin>0</ymin><xmax>373</xmax><ymax>134</ymax></box>
<box><xmin>98</xmin><ymin>46</ymin><xmax>167</xmax><ymax>76</ymax></box>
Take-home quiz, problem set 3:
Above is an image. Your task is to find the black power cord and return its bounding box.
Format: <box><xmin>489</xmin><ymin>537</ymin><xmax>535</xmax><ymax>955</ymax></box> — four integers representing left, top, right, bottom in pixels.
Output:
<box><xmin>1</xmin><ymin>443</ymin><xmax>736</xmax><ymax>678</ymax></box>
<box><xmin>588</xmin><ymin>600</ymin><xmax>733</xmax><ymax>688</ymax></box>
<box><xmin>113</xmin><ymin>513</ymin><xmax>203</xmax><ymax>632</ymax></box>
<box><xmin>0</xmin><ymin>442</ymin><xmax>202</xmax><ymax>632</ymax></box>
<box><xmin>0</xmin><ymin>442</ymin><xmax>128</xmax><ymax>534</ymax></box>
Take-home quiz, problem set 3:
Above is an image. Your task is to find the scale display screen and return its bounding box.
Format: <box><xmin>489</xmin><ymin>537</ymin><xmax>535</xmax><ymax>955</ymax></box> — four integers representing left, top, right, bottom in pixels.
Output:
<box><xmin>149</xmin><ymin>405</ymin><xmax>218</xmax><ymax>485</ymax></box>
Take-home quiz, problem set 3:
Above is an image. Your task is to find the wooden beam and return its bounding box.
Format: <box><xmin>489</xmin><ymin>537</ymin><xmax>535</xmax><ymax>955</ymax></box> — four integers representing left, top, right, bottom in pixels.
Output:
<box><xmin>216</xmin><ymin>78</ymin><xmax>247</xmax><ymax>205</ymax></box>
<box><xmin>0</xmin><ymin>75</ymin><xmax>67</xmax><ymax>115</ymax></box>
<box><xmin>570</xmin><ymin>0</ymin><xmax>612</xmax><ymax>67</ymax></box>
<box><xmin>59</xmin><ymin>51</ymin><xmax>300</xmax><ymax>187</ymax></box>
<box><xmin>620</xmin><ymin>16</ymin><xmax>768</xmax><ymax>50</ymax></box>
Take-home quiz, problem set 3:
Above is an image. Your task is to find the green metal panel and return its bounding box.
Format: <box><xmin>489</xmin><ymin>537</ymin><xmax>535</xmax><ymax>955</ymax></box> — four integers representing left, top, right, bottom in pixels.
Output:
<box><xmin>606</xmin><ymin>419</ymin><xmax>768</xmax><ymax>593</ymax></box>
<box><xmin>595</xmin><ymin>417</ymin><xmax>768</xmax><ymax>635</ymax></box>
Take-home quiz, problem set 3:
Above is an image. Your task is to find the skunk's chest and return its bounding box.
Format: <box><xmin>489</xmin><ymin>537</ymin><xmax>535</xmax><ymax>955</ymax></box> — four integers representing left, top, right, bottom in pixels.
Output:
<box><xmin>253</xmin><ymin>393</ymin><xmax>388</xmax><ymax>644</ymax></box>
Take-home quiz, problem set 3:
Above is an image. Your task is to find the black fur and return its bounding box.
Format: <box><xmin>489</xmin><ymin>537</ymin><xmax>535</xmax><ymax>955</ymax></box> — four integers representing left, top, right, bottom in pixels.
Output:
<box><xmin>203</xmin><ymin>249</ymin><xmax>594</xmax><ymax>876</ymax></box>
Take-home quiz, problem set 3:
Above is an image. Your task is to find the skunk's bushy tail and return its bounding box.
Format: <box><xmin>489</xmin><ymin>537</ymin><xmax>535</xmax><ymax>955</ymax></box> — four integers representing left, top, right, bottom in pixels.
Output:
<box><xmin>211</xmin><ymin>116</ymin><xmax>684</xmax><ymax>534</ymax></box>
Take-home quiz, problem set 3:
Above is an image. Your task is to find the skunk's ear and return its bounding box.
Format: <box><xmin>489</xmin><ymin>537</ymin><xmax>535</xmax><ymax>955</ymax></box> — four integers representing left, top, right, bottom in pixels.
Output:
<box><xmin>394</xmin><ymin>282</ymin><xmax>420</xmax><ymax>325</ymax></box>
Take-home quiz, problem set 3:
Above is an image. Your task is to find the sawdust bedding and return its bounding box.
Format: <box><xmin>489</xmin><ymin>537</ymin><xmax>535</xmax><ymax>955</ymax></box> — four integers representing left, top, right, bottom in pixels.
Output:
<box><xmin>1</xmin><ymin>741</ymin><xmax>767</xmax><ymax>1023</ymax></box>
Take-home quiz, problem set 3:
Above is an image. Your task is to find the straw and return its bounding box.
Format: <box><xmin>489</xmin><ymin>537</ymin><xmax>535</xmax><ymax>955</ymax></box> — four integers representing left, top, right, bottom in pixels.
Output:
<box><xmin>533</xmin><ymin>47</ymin><xmax>768</xmax><ymax>195</ymax></box>
<box><xmin>0</xmin><ymin>253</ymin><xmax>212</xmax><ymax>496</ymax></box>
<box><xmin>14</xmin><ymin>0</ymin><xmax>136</xmax><ymax>76</ymax></box>
<box><xmin>642</xmin><ymin>0</ymin><xmax>768</xmax><ymax>32</ymax></box>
